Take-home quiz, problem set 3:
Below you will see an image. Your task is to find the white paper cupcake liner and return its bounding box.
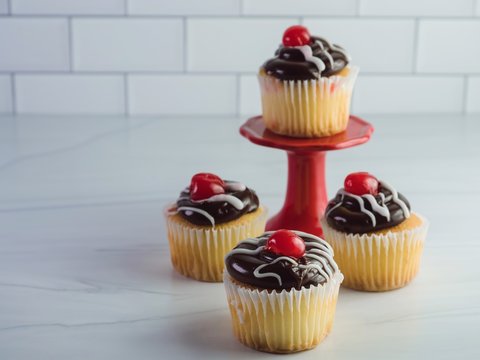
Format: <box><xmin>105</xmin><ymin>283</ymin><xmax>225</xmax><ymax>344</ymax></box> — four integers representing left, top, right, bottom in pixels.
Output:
<box><xmin>321</xmin><ymin>213</ymin><xmax>429</xmax><ymax>291</ymax></box>
<box><xmin>258</xmin><ymin>66</ymin><xmax>359</xmax><ymax>137</ymax></box>
<box><xmin>164</xmin><ymin>205</ymin><xmax>268</xmax><ymax>282</ymax></box>
<box><xmin>223</xmin><ymin>271</ymin><xmax>343</xmax><ymax>353</ymax></box>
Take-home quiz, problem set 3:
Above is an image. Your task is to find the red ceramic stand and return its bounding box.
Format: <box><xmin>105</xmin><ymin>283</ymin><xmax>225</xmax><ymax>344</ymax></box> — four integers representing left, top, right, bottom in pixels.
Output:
<box><xmin>240</xmin><ymin>115</ymin><xmax>374</xmax><ymax>237</ymax></box>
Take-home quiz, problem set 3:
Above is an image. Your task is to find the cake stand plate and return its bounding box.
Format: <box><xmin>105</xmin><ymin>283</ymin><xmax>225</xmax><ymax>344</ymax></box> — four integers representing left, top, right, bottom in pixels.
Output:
<box><xmin>240</xmin><ymin>115</ymin><xmax>374</xmax><ymax>237</ymax></box>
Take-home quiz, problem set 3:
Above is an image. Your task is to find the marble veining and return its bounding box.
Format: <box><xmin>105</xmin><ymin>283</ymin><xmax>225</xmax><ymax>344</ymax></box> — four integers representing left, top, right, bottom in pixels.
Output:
<box><xmin>0</xmin><ymin>114</ymin><xmax>479</xmax><ymax>360</ymax></box>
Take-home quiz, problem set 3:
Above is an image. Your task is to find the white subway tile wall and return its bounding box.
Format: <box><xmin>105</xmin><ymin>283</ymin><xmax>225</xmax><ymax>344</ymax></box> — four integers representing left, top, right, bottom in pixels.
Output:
<box><xmin>352</xmin><ymin>76</ymin><xmax>464</xmax><ymax>113</ymax></box>
<box><xmin>467</xmin><ymin>77</ymin><xmax>480</xmax><ymax>113</ymax></box>
<box><xmin>73</xmin><ymin>19</ymin><xmax>183</xmax><ymax>71</ymax></box>
<box><xmin>239</xmin><ymin>75</ymin><xmax>261</xmax><ymax>115</ymax></box>
<box><xmin>417</xmin><ymin>20</ymin><xmax>480</xmax><ymax>73</ymax></box>
<box><xmin>11</xmin><ymin>0</ymin><xmax>125</xmax><ymax>15</ymax></box>
<box><xmin>128</xmin><ymin>75</ymin><xmax>236</xmax><ymax>115</ymax></box>
<box><xmin>243</xmin><ymin>0</ymin><xmax>357</xmax><ymax>16</ymax></box>
<box><xmin>359</xmin><ymin>0</ymin><xmax>475</xmax><ymax>17</ymax></box>
<box><xmin>0</xmin><ymin>18</ymin><xmax>69</xmax><ymax>71</ymax></box>
<box><xmin>128</xmin><ymin>0</ymin><xmax>241</xmax><ymax>15</ymax></box>
<box><xmin>303</xmin><ymin>18</ymin><xmax>416</xmax><ymax>73</ymax></box>
<box><xmin>0</xmin><ymin>0</ymin><xmax>8</xmax><ymax>14</ymax></box>
<box><xmin>16</xmin><ymin>75</ymin><xmax>125</xmax><ymax>114</ymax></box>
<box><xmin>187</xmin><ymin>18</ymin><xmax>296</xmax><ymax>72</ymax></box>
<box><xmin>0</xmin><ymin>75</ymin><xmax>12</xmax><ymax>113</ymax></box>
<box><xmin>0</xmin><ymin>0</ymin><xmax>479</xmax><ymax>115</ymax></box>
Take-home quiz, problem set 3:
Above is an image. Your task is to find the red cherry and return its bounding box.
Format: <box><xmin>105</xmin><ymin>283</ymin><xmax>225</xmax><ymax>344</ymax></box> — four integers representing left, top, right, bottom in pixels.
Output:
<box><xmin>344</xmin><ymin>172</ymin><xmax>379</xmax><ymax>196</ymax></box>
<box><xmin>266</xmin><ymin>229</ymin><xmax>306</xmax><ymax>259</ymax></box>
<box><xmin>190</xmin><ymin>173</ymin><xmax>225</xmax><ymax>201</ymax></box>
<box><xmin>282</xmin><ymin>25</ymin><xmax>311</xmax><ymax>47</ymax></box>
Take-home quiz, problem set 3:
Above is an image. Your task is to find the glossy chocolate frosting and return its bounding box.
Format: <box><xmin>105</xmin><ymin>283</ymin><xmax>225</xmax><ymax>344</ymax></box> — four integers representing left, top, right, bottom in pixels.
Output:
<box><xmin>225</xmin><ymin>231</ymin><xmax>338</xmax><ymax>291</ymax></box>
<box><xmin>325</xmin><ymin>182</ymin><xmax>411</xmax><ymax>234</ymax></box>
<box><xmin>176</xmin><ymin>181</ymin><xmax>259</xmax><ymax>226</ymax></box>
<box><xmin>262</xmin><ymin>36</ymin><xmax>350</xmax><ymax>80</ymax></box>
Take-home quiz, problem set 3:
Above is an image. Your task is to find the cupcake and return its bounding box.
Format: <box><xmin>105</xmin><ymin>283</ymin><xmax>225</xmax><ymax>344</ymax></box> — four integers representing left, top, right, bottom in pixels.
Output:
<box><xmin>165</xmin><ymin>173</ymin><xmax>267</xmax><ymax>282</ymax></box>
<box><xmin>259</xmin><ymin>25</ymin><xmax>358</xmax><ymax>138</ymax></box>
<box><xmin>321</xmin><ymin>172</ymin><xmax>429</xmax><ymax>292</ymax></box>
<box><xmin>224</xmin><ymin>229</ymin><xmax>343</xmax><ymax>353</ymax></box>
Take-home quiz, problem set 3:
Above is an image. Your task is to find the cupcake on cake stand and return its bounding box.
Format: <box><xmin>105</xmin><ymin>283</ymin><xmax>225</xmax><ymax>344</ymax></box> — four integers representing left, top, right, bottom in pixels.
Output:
<box><xmin>240</xmin><ymin>115</ymin><xmax>373</xmax><ymax>237</ymax></box>
<box><xmin>243</xmin><ymin>25</ymin><xmax>374</xmax><ymax>237</ymax></box>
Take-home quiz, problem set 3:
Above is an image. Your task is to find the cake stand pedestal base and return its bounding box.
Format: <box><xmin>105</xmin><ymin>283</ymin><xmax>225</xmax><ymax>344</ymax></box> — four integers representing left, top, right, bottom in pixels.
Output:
<box><xmin>240</xmin><ymin>115</ymin><xmax>374</xmax><ymax>237</ymax></box>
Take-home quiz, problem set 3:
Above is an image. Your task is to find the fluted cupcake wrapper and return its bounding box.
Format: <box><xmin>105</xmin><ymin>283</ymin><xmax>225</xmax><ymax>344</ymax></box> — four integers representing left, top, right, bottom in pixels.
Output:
<box><xmin>164</xmin><ymin>205</ymin><xmax>267</xmax><ymax>282</ymax></box>
<box><xmin>258</xmin><ymin>66</ymin><xmax>359</xmax><ymax>138</ymax></box>
<box><xmin>321</xmin><ymin>213</ymin><xmax>428</xmax><ymax>292</ymax></box>
<box><xmin>223</xmin><ymin>272</ymin><xmax>343</xmax><ymax>353</ymax></box>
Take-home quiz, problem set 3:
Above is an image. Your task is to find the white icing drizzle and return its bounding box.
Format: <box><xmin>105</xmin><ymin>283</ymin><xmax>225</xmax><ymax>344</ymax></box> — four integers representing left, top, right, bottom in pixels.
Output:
<box><xmin>199</xmin><ymin>194</ymin><xmax>244</xmax><ymax>210</ymax></box>
<box><xmin>227</xmin><ymin>245</ymin><xmax>265</xmax><ymax>258</ymax></box>
<box><xmin>253</xmin><ymin>256</ymin><xmax>298</xmax><ymax>286</ymax></box>
<box><xmin>229</xmin><ymin>230</ymin><xmax>338</xmax><ymax>287</ymax></box>
<box><xmin>363</xmin><ymin>194</ymin><xmax>390</xmax><ymax>221</ymax></box>
<box><xmin>305</xmin><ymin>250</ymin><xmax>335</xmax><ymax>277</ymax></box>
<box><xmin>225</xmin><ymin>182</ymin><xmax>246</xmax><ymax>192</ymax></box>
<box><xmin>325</xmin><ymin>181</ymin><xmax>411</xmax><ymax>227</ymax></box>
<box><xmin>225</xmin><ymin>236</ymin><xmax>268</xmax><ymax>260</ymax></box>
<box><xmin>326</xmin><ymin>189</ymin><xmax>378</xmax><ymax>227</ymax></box>
<box><xmin>379</xmin><ymin>181</ymin><xmax>411</xmax><ymax>218</ymax></box>
<box><xmin>314</xmin><ymin>39</ymin><xmax>334</xmax><ymax>68</ymax></box>
<box><xmin>297</xmin><ymin>263</ymin><xmax>327</xmax><ymax>282</ymax></box>
<box><xmin>176</xmin><ymin>206</ymin><xmax>215</xmax><ymax>226</ymax></box>
<box><xmin>315</xmin><ymin>36</ymin><xmax>352</xmax><ymax>62</ymax></box>
<box><xmin>179</xmin><ymin>182</ymin><xmax>247</xmax><ymax>209</ymax></box>
<box><xmin>294</xmin><ymin>45</ymin><xmax>326</xmax><ymax>74</ymax></box>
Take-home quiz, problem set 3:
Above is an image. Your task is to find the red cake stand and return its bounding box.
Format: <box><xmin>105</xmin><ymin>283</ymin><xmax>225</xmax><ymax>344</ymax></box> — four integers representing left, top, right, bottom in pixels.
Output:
<box><xmin>240</xmin><ymin>115</ymin><xmax>374</xmax><ymax>237</ymax></box>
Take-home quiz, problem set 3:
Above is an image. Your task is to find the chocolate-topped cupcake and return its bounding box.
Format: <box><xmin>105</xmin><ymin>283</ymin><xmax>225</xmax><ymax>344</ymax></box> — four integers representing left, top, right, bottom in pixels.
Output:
<box><xmin>165</xmin><ymin>173</ymin><xmax>267</xmax><ymax>282</ymax></box>
<box><xmin>321</xmin><ymin>172</ymin><xmax>429</xmax><ymax>291</ymax></box>
<box><xmin>258</xmin><ymin>25</ymin><xmax>358</xmax><ymax>138</ymax></box>
<box><xmin>264</xmin><ymin>35</ymin><xmax>350</xmax><ymax>80</ymax></box>
<box><xmin>224</xmin><ymin>230</ymin><xmax>343</xmax><ymax>353</ymax></box>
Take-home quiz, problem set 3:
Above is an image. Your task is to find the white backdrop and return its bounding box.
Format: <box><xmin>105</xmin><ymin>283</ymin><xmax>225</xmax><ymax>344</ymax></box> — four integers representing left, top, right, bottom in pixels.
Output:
<box><xmin>1</xmin><ymin>0</ymin><xmax>480</xmax><ymax>115</ymax></box>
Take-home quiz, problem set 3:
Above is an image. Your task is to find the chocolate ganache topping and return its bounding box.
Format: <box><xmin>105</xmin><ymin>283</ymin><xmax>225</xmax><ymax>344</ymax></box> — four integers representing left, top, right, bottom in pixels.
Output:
<box><xmin>225</xmin><ymin>230</ymin><xmax>339</xmax><ymax>291</ymax></box>
<box><xmin>325</xmin><ymin>172</ymin><xmax>411</xmax><ymax>234</ymax></box>
<box><xmin>176</xmin><ymin>173</ymin><xmax>259</xmax><ymax>226</ymax></box>
<box><xmin>262</xmin><ymin>25</ymin><xmax>351</xmax><ymax>81</ymax></box>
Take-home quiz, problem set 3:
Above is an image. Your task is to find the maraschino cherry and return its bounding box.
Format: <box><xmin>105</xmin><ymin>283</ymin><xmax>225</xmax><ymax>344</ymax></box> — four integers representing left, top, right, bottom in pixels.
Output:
<box><xmin>266</xmin><ymin>229</ymin><xmax>306</xmax><ymax>259</ymax></box>
<box><xmin>282</xmin><ymin>25</ymin><xmax>311</xmax><ymax>47</ymax></box>
<box><xmin>190</xmin><ymin>173</ymin><xmax>225</xmax><ymax>201</ymax></box>
<box><xmin>344</xmin><ymin>172</ymin><xmax>379</xmax><ymax>196</ymax></box>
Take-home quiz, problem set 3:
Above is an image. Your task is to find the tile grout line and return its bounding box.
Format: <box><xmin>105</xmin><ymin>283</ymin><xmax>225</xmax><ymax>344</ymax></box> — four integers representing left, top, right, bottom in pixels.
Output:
<box><xmin>10</xmin><ymin>73</ymin><xmax>17</xmax><ymax>114</ymax></box>
<box><xmin>235</xmin><ymin>74</ymin><xmax>241</xmax><ymax>116</ymax></box>
<box><xmin>412</xmin><ymin>18</ymin><xmax>420</xmax><ymax>74</ymax></box>
<box><xmin>356</xmin><ymin>0</ymin><xmax>362</xmax><ymax>16</ymax></box>
<box><xmin>462</xmin><ymin>75</ymin><xmax>469</xmax><ymax>114</ymax></box>
<box><xmin>124</xmin><ymin>74</ymin><xmax>129</xmax><ymax>116</ymax></box>
<box><xmin>6</xmin><ymin>0</ymin><xmax>11</xmax><ymax>14</ymax></box>
<box><xmin>239</xmin><ymin>0</ymin><xmax>244</xmax><ymax>15</ymax></box>
<box><xmin>183</xmin><ymin>17</ymin><xmax>187</xmax><ymax>73</ymax></box>
<box><xmin>4</xmin><ymin>14</ymin><xmax>470</xmax><ymax>20</ymax></box>
<box><xmin>0</xmin><ymin>70</ymin><xmax>477</xmax><ymax>77</ymax></box>
<box><xmin>68</xmin><ymin>17</ymin><xmax>74</xmax><ymax>72</ymax></box>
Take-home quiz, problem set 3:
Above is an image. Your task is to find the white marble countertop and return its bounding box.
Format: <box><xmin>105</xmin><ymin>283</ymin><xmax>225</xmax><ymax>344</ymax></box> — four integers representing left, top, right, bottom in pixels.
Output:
<box><xmin>1</xmin><ymin>114</ymin><xmax>479</xmax><ymax>359</ymax></box>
